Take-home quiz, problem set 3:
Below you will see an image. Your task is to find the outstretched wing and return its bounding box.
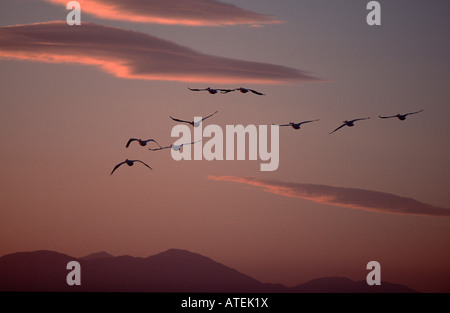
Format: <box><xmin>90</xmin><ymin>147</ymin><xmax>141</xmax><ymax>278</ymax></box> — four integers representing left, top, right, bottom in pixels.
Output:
<box><xmin>149</xmin><ymin>145</ymin><xmax>171</xmax><ymax>151</ymax></box>
<box><xmin>299</xmin><ymin>119</ymin><xmax>320</xmax><ymax>125</ymax></box>
<box><xmin>134</xmin><ymin>160</ymin><xmax>153</xmax><ymax>171</ymax></box>
<box><xmin>144</xmin><ymin>139</ymin><xmax>162</xmax><ymax>148</ymax></box>
<box><xmin>183</xmin><ymin>140</ymin><xmax>202</xmax><ymax>146</ymax></box>
<box><xmin>111</xmin><ymin>161</ymin><xmax>126</xmax><ymax>175</ymax></box>
<box><xmin>378</xmin><ymin>115</ymin><xmax>396</xmax><ymax>119</ymax></box>
<box><xmin>405</xmin><ymin>109</ymin><xmax>424</xmax><ymax>116</ymax></box>
<box><xmin>126</xmin><ymin>138</ymin><xmax>138</xmax><ymax>148</ymax></box>
<box><xmin>274</xmin><ymin>123</ymin><xmax>291</xmax><ymax>127</ymax></box>
<box><xmin>249</xmin><ymin>89</ymin><xmax>265</xmax><ymax>95</ymax></box>
<box><xmin>351</xmin><ymin>117</ymin><xmax>370</xmax><ymax>122</ymax></box>
<box><xmin>201</xmin><ymin>111</ymin><xmax>219</xmax><ymax>122</ymax></box>
<box><xmin>220</xmin><ymin>89</ymin><xmax>236</xmax><ymax>94</ymax></box>
<box><xmin>170</xmin><ymin>116</ymin><xmax>191</xmax><ymax>124</ymax></box>
<box><xmin>188</xmin><ymin>87</ymin><xmax>205</xmax><ymax>92</ymax></box>
<box><xmin>329</xmin><ymin>123</ymin><xmax>346</xmax><ymax>134</ymax></box>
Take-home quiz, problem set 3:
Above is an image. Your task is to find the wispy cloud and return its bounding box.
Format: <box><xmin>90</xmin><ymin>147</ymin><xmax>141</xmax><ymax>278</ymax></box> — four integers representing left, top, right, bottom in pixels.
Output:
<box><xmin>45</xmin><ymin>0</ymin><xmax>282</xmax><ymax>26</ymax></box>
<box><xmin>208</xmin><ymin>176</ymin><xmax>450</xmax><ymax>217</ymax></box>
<box><xmin>0</xmin><ymin>22</ymin><xmax>317</xmax><ymax>84</ymax></box>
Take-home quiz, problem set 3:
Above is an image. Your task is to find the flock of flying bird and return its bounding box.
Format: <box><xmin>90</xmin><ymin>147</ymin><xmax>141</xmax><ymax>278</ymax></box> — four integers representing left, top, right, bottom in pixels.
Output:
<box><xmin>188</xmin><ymin>87</ymin><xmax>265</xmax><ymax>95</ymax></box>
<box><xmin>111</xmin><ymin>87</ymin><xmax>424</xmax><ymax>175</ymax></box>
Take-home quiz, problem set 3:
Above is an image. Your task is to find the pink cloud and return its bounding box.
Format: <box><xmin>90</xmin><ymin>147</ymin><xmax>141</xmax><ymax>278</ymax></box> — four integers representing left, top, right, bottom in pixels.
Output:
<box><xmin>208</xmin><ymin>176</ymin><xmax>450</xmax><ymax>217</ymax></box>
<box><xmin>45</xmin><ymin>0</ymin><xmax>282</xmax><ymax>26</ymax></box>
<box><xmin>0</xmin><ymin>21</ymin><xmax>317</xmax><ymax>84</ymax></box>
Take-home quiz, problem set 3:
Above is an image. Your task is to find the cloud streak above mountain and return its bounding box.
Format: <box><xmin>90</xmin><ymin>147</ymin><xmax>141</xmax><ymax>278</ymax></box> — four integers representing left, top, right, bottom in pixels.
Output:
<box><xmin>45</xmin><ymin>0</ymin><xmax>282</xmax><ymax>26</ymax></box>
<box><xmin>208</xmin><ymin>176</ymin><xmax>450</xmax><ymax>217</ymax></box>
<box><xmin>0</xmin><ymin>22</ymin><xmax>317</xmax><ymax>84</ymax></box>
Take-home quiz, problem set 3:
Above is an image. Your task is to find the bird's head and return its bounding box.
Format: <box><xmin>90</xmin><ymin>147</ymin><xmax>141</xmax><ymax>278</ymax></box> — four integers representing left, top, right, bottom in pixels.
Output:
<box><xmin>173</xmin><ymin>144</ymin><xmax>182</xmax><ymax>151</ymax></box>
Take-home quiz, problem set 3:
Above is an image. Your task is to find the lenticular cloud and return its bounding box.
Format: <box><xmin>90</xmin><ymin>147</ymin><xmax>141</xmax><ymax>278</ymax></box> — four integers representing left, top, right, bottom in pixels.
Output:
<box><xmin>208</xmin><ymin>176</ymin><xmax>450</xmax><ymax>217</ymax></box>
<box><xmin>0</xmin><ymin>21</ymin><xmax>318</xmax><ymax>84</ymax></box>
<box><xmin>44</xmin><ymin>0</ymin><xmax>282</xmax><ymax>26</ymax></box>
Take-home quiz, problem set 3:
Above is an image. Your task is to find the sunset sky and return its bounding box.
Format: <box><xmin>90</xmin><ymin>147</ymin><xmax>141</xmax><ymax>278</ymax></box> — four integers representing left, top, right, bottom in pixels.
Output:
<box><xmin>0</xmin><ymin>0</ymin><xmax>449</xmax><ymax>293</ymax></box>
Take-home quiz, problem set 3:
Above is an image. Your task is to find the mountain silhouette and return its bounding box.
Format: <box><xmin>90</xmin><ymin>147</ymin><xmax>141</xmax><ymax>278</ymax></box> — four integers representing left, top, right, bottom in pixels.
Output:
<box><xmin>80</xmin><ymin>251</ymin><xmax>114</xmax><ymax>260</ymax></box>
<box><xmin>0</xmin><ymin>250</ymin><xmax>75</xmax><ymax>292</ymax></box>
<box><xmin>291</xmin><ymin>276</ymin><xmax>416</xmax><ymax>293</ymax></box>
<box><xmin>0</xmin><ymin>249</ymin><xmax>416</xmax><ymax>292</ymax></box>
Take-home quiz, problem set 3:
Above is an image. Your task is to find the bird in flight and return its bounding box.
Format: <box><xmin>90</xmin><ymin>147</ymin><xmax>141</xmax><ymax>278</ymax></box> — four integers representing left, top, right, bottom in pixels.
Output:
<box><xmin>188</xmin><ymin>87</ymin><xmax>228</xmax><ymax>94</ymax></box>
<box><xmin>330</xmin><ymin>117</ymin><xmax>370</xmax><ymax>134</ymax></box>
<box><xmin>221</xmin><ymin>87</ymin><xmax>265</xmax><ymax>95</ymax></box>
<box><xmin>274</xmin><ymin>119</ymin><xmax>320</xmax><ymax>130</ymax></box>
<box><xmin>170</xmin><ymin>111</ymin><xmax>218</xmax><ymax>127</ymax></box>
<box><xmin>111</xmin><ymin>159</ymin><xmax>153</xmax><ymax>175</ymax></box>
<box><xmin>378</xmin><ymin>109</ymin><xmax>423</xmax><ymax>121</ymax></box>
<box><xmin>149</xmin><ymin>140</ymin><xmax>202</xmax><ymax>151</ymax></box>
<box><xmin>126</xmin><ymin>138</ymin><xmax>161</xmax><ymax>149</ymax></box>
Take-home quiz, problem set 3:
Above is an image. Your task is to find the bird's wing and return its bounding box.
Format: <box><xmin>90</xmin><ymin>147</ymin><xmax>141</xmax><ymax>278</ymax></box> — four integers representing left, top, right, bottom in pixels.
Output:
<box><xmin>405</xmin><ymin>109</ymin><xmax>424</xmax><ymax>116</ymax></box>
<box><xmin>134</xmin><ymin>160</ymin><xmax>153</xmax><ymax>171</ymax></box>
<box><xmin>352</xmin><ymin>117</ymin><xmax>370</xmax><ymax>122</ymax></box>
<box><xmin>201</xmin><ymin>111</ymin><xmax>219</xmax><ymax>121</ymax></box>
<box><xmin>329</xmin><ymin>123</ymin><xmax>346</xmax><ymax>134</ymax></box>
<box><xmin>149</xmin><ymin>145</ymin><xmax>171</xmax><ymax>151</ymax></box>
<box><xmin>277</xmin><ymin>124</ymin><xmax>291</xmax><ymax>127</ymax></box>
<box><xmin>188</xmin><ymin>88</ymin><xmax>205</xmax><ymax>91</ymax></box>
<box><xmin>219</xmin><ymin>89</ymin><xmax>235</xmax><ymax>94</ymax></box>
<box><xmin>111</xmin><ymin>161</ymin><xmax>126</xmax><ymax>175</ymax></box>
<box><xmin>299</xmin><ymin>119</ymin><xmax>320</xmax><ymax>125</ymax></box>
<box><xmin>170</xmin><ymin>116</ymin><xmax>191</xmax><ymax>124</ymax></box>
<box><xmin>184</xmin><ymin>140</ymin><xmax>202</xmax><ymax>146</ymax></box>
<box><xmin>378</xmin><ymin>115</ymin><xmax>396</xmax><ymax>119</ymax></box>
<box><xmin>144</xmin><ymin>139</ymin><xmax>162</xmax><ymax>148</ymax></box>
<box><xmin>249</xmin><ymin>89</ymin><xmax>265</xmax><ymax>95</ymax></box>
<box><xmin>126</xmin><ymin>138</ymin><xmax>138</xmax><ymax>148</ymax></box>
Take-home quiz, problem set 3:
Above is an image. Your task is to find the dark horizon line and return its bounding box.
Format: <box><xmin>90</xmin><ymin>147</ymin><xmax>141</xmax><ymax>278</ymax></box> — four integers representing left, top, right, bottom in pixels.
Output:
<box><xmin>0</xmin><ymin>248</ymin><xmax>419</xmax><ymax>293</ymax></box>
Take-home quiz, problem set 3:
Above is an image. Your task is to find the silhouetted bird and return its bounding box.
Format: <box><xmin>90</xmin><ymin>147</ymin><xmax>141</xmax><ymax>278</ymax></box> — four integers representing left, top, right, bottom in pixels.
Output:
<box><xmin>170</xmin><ymin>111</ymin><xmax>218</xmax><ymax>127</ymax></box>
<box><xmin>330</xmin><ymin>117</ymin><xmax>370</xmax><ymax>134</ymax></box>
<box><xmin>221</xmin><ymin>87</ymin><xmax>265</xmax><ymax>95</ymax></box>
<box><xmin>188</xmin><ymin>87</ymin><xmax>228</xmax><ymax>94</ymax></box>
<box><xmin>274</xmin><ymin>119</ymin><xmax>319</xmax><ymax>130</ymax></box>
<box><xmin>111</xmin><ymin>159</ymin><xmax>153</xmax><ymax>175</ymax></box>
<box><xmin>126</xmin><ymin>138</ymin><xmax>161</xmax><ymax>148</ymax></box>
<box><xmin>149</xmin><ymin>140</ymin><xmax>201</xmax><ymax>151</ymax></box>
<box><xmin>378</xmin><ymin>109</ymin><xmax>423</xmax><ymax>121</ymax></box>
